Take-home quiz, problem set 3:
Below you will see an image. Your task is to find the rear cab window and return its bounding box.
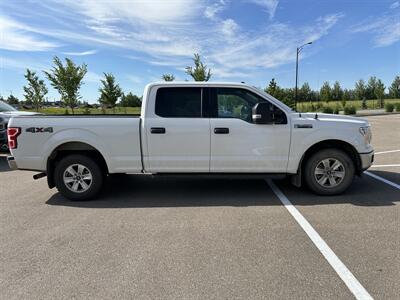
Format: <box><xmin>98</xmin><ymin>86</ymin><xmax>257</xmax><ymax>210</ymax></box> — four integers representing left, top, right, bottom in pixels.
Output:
<box><xmin>155</xmin><ymin>87</ymin><xmax>202</xmax><ymax>118</ymax></box>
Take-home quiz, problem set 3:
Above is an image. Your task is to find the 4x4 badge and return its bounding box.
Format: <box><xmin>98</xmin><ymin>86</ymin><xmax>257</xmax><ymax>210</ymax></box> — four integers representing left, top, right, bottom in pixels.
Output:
<box><xmin>26</xmin><ymin>127</ymin><xmax>53</xmax><ymax>133</ymax></box>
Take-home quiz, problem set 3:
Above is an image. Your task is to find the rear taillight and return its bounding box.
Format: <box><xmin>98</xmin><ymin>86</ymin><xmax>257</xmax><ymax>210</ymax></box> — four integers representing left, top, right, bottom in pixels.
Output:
<box><xmin>7</xmin><ymin>127</ymin><xmax>21</xmax><ymax>149</ymax></box>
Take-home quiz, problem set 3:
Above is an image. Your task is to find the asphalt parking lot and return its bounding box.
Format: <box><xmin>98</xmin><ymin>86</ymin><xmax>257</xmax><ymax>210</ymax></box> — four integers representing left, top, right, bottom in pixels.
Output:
<box><xmin>1</xmin><ymin>115</ymin><xmax>399</xmax><ymax>300</ymax></box>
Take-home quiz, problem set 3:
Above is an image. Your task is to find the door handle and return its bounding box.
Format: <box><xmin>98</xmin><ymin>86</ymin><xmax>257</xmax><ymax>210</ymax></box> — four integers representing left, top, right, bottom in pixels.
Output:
<box><xmin>214</xmin><ymin>128</ymin><xmax>229</xmax><ymax>134</ymax></box>
<box><xmin>150</xmin><ymin>127</ymin><xmax>166</xmax><ymax>134</ymax></box>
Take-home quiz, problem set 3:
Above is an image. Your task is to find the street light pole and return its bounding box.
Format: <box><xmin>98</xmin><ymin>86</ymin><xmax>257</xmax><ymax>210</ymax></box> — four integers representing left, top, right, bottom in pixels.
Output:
<box><xmin>294</xmin><ymin>42</ymin><xmax>312</xmax><ymax>111</ymax></box>
<box><xmin>295</xmin><ymin>48</ymin><xmax>299</xmax><ymax>110</ymax></box>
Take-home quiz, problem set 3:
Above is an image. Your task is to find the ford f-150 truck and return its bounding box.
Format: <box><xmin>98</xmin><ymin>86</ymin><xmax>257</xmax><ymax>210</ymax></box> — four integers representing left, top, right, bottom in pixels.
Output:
<box><xmin>7</xmin><ymin>82</ymin><xmax>374</xmax><ymax>200</ymax></box>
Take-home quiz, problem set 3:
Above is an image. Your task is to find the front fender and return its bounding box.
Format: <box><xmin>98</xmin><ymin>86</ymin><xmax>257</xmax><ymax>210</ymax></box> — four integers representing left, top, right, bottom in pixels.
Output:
<box><xmin>287</xmin><ymin>128</ymin><xmax>362</xmax><ymax>173</ymax></box>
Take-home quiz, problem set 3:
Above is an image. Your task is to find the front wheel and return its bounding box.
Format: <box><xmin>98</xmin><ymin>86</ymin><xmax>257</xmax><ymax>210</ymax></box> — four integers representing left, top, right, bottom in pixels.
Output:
<box><xmin>304</xmin><ymin>149</ymin><xmax>355</xmax><ymax>195</ymax></box>
<box><xmin>54</xmin><ymin>154</ymin><xmax>104</xmax><ymax>201</ymax></box>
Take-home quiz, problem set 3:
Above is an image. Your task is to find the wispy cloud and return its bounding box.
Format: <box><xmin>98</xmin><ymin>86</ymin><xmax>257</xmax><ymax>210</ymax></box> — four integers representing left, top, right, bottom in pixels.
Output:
<box><xmin>0</xmin><ymin>15</ymin><xmax>59</xmax><ymax>51</ymax></box>
<box><xmin>62</xmin><ymin>49</ymin><xmax>97</xmax><ymax>56</ymax></box>
<box><xmin>84</xmin><ymin>71</ymin><xmax>102</xmax><ymax>83</ymax></box>
<box><xmin>352</xmin><ymin>12</ymin><xmax>400</xmax><ymax>47</ymax></box>
<box><xmin>126</xmin><ymin>74</ymin><xmax>142</xmax><ymax>84</ymax></box>
<box><xmin>61</xmin><ymin>0</ymin><xmax>203</xmax><ymax>25</ymax></box>
<box><xmin>211</xmin><ymin>66</ymin><xmax>251</xmax><ymax>78</ymax></box>
<box><xmin>220</xmin><ymin>19</ymin><xmax>239</xmax><ymax>37</ymax></box>
<box><xmin>390</xmin><ymin>1</ymin><xmax>399</xmax><ymax>9</ymax></box>
<box><xmin>246</xmin><ymin>0</ymin><xmax>279</xmax><ymax>19</ymax></box>
<box><xmin>0</xmin><ymin>56</ymin><xmax>49</xmax><ymax>72</ymax></box>
<box><xmin>208</xmin><ymin>13</ymin><xmax>343</xmax><ymax>77</ymax></box>
<box><xmin>0</xmin><ymin>1</ymin><xmax>342</xmax><ymax>81</ymax></box>
<box><xmin>204</xmin><ymin>0</ymin><xmax>227</xmax><ymax>20</ymax></box>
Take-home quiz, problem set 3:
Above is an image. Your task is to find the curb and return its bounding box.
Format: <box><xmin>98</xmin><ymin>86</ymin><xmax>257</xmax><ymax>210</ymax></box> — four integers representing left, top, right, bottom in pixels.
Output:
<box><xmin>355</xmin><ymin>112</ymin><xmax>400</xmax><ymax>117</ymax></box>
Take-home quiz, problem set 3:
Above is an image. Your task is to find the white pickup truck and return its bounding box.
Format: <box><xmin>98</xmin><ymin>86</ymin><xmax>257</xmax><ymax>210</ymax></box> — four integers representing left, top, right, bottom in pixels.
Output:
<box><xmin>7</xmin><ymin>82</ymin><xmax>374</xmax><ymax>200</ymax></box>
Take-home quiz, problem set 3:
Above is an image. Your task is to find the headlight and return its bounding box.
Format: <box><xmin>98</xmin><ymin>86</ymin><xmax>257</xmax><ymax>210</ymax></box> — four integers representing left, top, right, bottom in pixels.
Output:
<box><xmin>359</xmin><ymin>126</ymin><xmax>372</xmax><ymax>144</ymax></box>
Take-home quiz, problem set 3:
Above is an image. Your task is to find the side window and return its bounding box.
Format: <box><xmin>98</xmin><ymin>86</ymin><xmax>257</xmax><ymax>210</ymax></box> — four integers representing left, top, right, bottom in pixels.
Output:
<box><xmin>155</xmin><ymin>87</ymin><xmax>202</xmax><ymax>118</ymax></box>
<box><xmin>213</xmin><ymin>88</ymin><xmax>263</xmax><ymax>122</ymax></box>
<box><xmin>271</xmin><ymin>105</ymin><xmax>287</xmax><ymax>124</ymax></box>
<box><xmin>212</xmin><ymin>88</ymin><xmax>287</xmax><ymax>124</ymax></box>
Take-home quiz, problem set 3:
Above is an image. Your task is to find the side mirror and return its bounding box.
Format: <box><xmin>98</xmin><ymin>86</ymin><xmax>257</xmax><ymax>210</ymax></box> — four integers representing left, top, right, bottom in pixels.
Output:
<box><xmin>252</xmin><ymin>102</ymin><xmax>273</xmax><ymax>124</ymax></box>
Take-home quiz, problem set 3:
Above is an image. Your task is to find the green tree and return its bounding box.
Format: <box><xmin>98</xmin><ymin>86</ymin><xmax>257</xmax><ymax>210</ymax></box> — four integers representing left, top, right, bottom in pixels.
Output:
<box><xmin>98</xmin><ymin>73</ymin><xmax>122</xmax><ymax>113</ymax></box>
<box><xmin>300</xmin><ymin>82</ymin><xmax>312</xmax><ymax>102</ymax></box>
<box><xmin>310</xmin><ymin>90</ymin><xmax>319</xmax><ymax>102</ymax></box>
<box><xmin>281</xmin><ymin>88</ymin><xmax>295</xmax><ymax>108</ymax></box>
<box><xmin>185</xmin><ymin>53</ymin><xmax>212</xmax><ymax>81</ymax></box>
<box><xmin>354</xmin><ymin>79</ymin><xmax>366</xmax><ymax>100</ymax></box>
<box><xmin>361</xmin><ymin>98</ymin><xmax>368</xmax><ymax>109</ymax></box>
<box><xmin>266</xmin><ymin>78</ymin><xmax>278</xmax><ymax>96</ymax></box>
<box><xmin>342</xmin><ymin>89</ymin><xmax>350</xmax><ymax>108</ymax></box>
<box><xmin>44</xmin><ymin>56</ymin><xmax>87</xmax><ymax>114</ymax></box>
<box><xmin>320</xmin><ymin>81</ymin><xmax>331</xmax><ymax>103</ymax></box>
<box><xmin>343</xmin><ymin>89</ymin><xmax>355</xmax><ymax>101</ymax></box>
<box><xmin>366</xmin><ymin>76</ymin><xmax>378</xmax><ymax>100</ymax></box>
<box><xmin>331</xmin><ymin>81</ymin><xmax>343</xmax><ymax>102</ymax></box>
<box><xmin>6</xmin><ymin>95</ymin><xmax>19</xmax><ymax>105</ymax></box>
<box><xmin>375</xmin><ymin>79</ymin><xmax>385</xmax><ymax>108</ymax></box>
<box><xmin>120</xmin><ymin>92</ymin><xmax>141</xmax><ymax>107</ymax></box>
<box><xmin>265</xmin><ymin>78</ymin><xmax>287</xmax><ymax>101</ymax></box>
<box><xmin>23</xmin><ymin>69</ymin><xmax>48</xmax><ymax>112</ymax></box>
<box><xmin>389</xmin><ymin>75</ymin><xmax>400</xmax><ymax>98</ymax></box>
<box><xmin>162</xmin><ymin>74</ymin><xmax>175</xmax><ymax>81</ymax></box>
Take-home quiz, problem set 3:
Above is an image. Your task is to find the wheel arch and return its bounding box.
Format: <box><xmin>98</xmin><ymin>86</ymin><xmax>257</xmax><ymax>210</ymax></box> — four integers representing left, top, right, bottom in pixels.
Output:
<box><xmin>47</xmin><ymin>141</ymin><xmax>109</xmax><ymax>189</ymax></box>
<box><xmin>292</xmin><ymin>139</ymin><xmax>362</xmax><ymax>187</ymax></box>
<box><xmin>300</xmin><ymin>139</ymin><xmax>361</xmax><ymax>173</ymax></box>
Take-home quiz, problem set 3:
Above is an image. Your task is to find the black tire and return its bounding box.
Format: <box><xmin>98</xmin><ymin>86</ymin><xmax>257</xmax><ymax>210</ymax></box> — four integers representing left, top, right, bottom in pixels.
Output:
<box><xmin>304</xmin><ymin>149</ymin><xmax>355</xmax><ymax>195</ymax></box>
<box><xmin>54</xmin><ymin>154</ymin><xmax>104</xmax><ymax>201</ymax></box>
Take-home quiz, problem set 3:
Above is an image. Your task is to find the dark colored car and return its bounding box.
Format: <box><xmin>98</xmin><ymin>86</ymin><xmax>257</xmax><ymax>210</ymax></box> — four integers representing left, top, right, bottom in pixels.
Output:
<box><xmin>0</xmin><ymin>100</ymin><xmax>38</xmax><ymax>151</ymax></box>
<box><xmin>0</xmin><ymin>115</ymin><xmax>7</xmax><ymax>151</ymax></box>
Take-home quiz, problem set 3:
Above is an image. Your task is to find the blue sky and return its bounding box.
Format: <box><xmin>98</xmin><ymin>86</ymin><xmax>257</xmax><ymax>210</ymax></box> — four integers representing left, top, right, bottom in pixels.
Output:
<box><xmin>0</xmin><ymin>0</ymin><xmax>399</xmax><ymax>103</ymax></box>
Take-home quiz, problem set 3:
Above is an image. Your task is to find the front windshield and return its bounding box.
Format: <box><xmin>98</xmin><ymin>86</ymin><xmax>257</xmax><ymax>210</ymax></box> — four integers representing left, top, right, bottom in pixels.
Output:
<box><xmin>0</xmin><ymin>101</ymin><xmax>17</xmax><ymax>112</ymax></box>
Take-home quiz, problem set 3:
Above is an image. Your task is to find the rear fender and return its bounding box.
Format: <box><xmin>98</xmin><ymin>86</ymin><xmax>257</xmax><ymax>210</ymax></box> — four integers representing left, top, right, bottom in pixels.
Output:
<box><xmin>42</xmin><ymin>128</ymin><xmax>111</xmax><ymax>171</ymax></box>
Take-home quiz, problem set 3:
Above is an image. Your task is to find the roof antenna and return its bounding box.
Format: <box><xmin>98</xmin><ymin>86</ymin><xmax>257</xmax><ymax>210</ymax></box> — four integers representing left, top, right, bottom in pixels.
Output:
<box><xmin>315</xmin><ymin>113</ymin><xmax>318</xmax><ymax>119</ymax></box>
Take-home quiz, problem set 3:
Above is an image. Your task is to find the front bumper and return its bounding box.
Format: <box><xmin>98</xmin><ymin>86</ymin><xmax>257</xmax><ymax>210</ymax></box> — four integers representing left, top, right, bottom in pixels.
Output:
<box><xmin>7</xmin><ymin>156</ymin><xmax>18</xmax><ymax>170</ymax></box>
<box><xmin>360</xmin><ymin>151</ymin><xmax>374</xmax><ymax>171</ymax></box>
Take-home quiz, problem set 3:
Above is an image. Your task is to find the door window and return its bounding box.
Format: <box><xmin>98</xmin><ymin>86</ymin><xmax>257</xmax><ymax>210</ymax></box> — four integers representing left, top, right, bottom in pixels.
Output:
<box><xmin>155</xmin><ymin>87</ymin><xmax>202</xmax><ymax>118</ymax></box>
<box><xmin>212</xmin><ymin>88</ymin><xmax>262</xmax><ymax>122</ymax></box>
<box><xmin>211</xmin><ymin>88</ymin><xmax>287</xmax><ymax>124</ymax></box>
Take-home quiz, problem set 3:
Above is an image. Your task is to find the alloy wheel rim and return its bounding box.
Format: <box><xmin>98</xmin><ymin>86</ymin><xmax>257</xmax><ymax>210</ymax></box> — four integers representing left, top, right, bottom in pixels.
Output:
<box><xmin>314</xmin><ymin>158</ymin><xmax>345</xmax><ymax>188</ymax></box>
<box><xmin>63</xmin><ymin>164</ymin><xmax>93</xmax><ymax>193</ymax></box>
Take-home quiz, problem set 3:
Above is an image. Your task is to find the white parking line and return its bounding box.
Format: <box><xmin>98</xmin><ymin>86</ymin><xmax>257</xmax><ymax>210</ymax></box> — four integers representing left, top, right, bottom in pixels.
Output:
<box><xmin>374</xmin><ymin>150</ymin><xmax>400</xmax><ymax>155</ymax></box>
<box><xmin>371</xmin><ymin>164</ymin><xmax>400</xmax><ymax>168</ymax></box>
<box><xmin>365</xmin><ymin>171</ymin><xmax>400</xmax><ymax>190</ymax></box>
<box><xmin>266</xmin><ymin>179</ymin><xmax>374</xmax><ymax>300</ymax></box>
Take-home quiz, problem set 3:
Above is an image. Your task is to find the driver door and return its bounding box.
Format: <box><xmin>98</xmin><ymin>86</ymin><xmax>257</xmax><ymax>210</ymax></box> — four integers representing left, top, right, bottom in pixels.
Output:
<box><xmin>209</xmin><ymin>87</ymin><xmax>291</xmax><ymax>173</ymax></box>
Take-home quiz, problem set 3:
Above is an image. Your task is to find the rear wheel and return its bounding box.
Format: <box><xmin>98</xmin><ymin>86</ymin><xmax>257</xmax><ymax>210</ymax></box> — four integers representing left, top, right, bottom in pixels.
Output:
<box><xmin>54</xmin><ymin>154</ymin><xmax>104</xmax><ymax>200</ymax></box>
<box><xmin>304</xmin><ymin>149</ymin><xmax>355</xmax><ymax>195</ymax></box>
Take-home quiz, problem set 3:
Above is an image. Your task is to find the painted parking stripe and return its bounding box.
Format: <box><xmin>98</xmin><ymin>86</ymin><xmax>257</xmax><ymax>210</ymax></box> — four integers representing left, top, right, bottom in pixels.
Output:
<box><xmin>370</xmin><ymin>164</ymin><xmax>400</xmax><ymax>168</ymax></box>
<box><xmin>365</xmin><ymin>171</ymin><xmax>400</xmax><ymax>190</ymax></box>
<box><xmin>374</xmin><ymin>149</ymin><xmax>400</xmax><ymax>155</ymax></box>
<box><xmin>266</xmin><ymin>179</ymin><xmax>374</xmax><ymax>300</ymax></box>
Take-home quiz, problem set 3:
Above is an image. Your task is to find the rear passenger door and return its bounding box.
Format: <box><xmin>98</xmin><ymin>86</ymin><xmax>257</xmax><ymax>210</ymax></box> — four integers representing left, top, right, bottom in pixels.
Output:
<box><xmin>144</xmin><ymin>87</ymin><xmax>210</xmax><ymax>173</ymax></box>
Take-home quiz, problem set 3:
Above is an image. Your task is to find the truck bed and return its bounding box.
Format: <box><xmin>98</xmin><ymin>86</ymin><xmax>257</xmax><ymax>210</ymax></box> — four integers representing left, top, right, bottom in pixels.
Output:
<box><xmin>8</xmin><ymin>115</ymin><xmax>143</xmax><ymax>173</ymax></box>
